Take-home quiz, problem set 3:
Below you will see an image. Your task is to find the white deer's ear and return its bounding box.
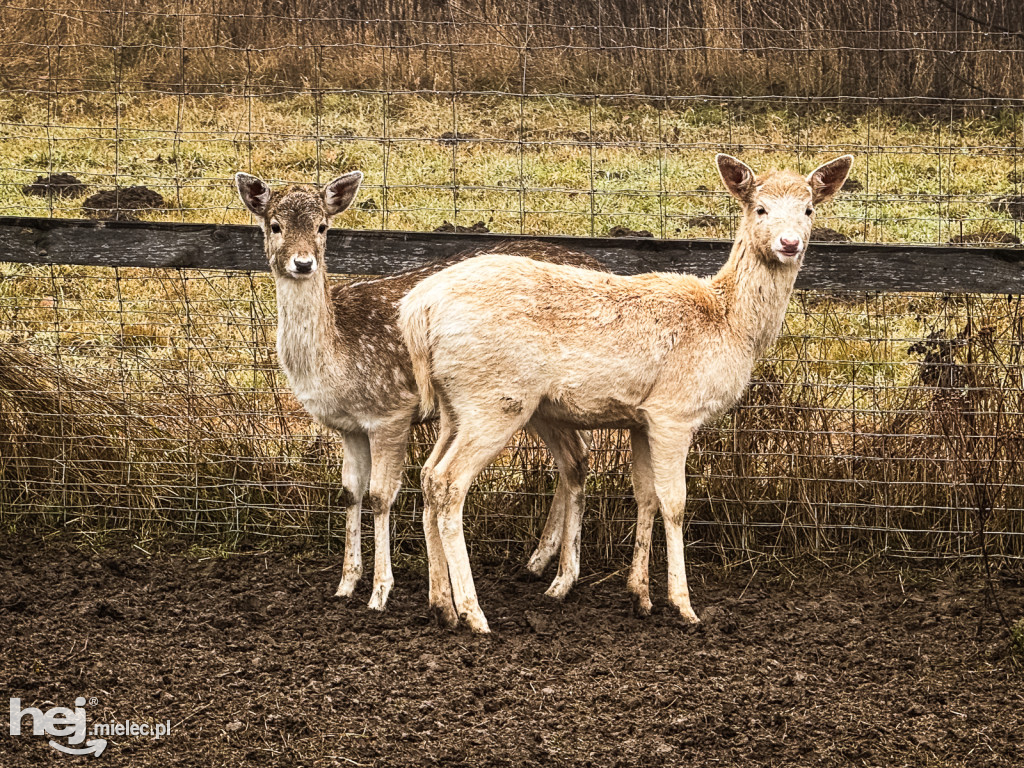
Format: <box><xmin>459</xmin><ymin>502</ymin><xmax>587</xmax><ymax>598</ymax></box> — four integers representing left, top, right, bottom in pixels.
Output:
<box><xmin>716</xmin><ymin>154</ymin><xmax>756</xmax><ymax>203</ymax></box>
<box><xmin>807</xmin><ymin>155</ymin><xmax>853</xmax><ymax>205</ymax></box>
<box><xmin>235</xmin><ymin>172</ymin><xmax>271</xmax><ymax>216</ymax></box>
<box><xmin>323</xmin><ymin>171</ymin><xmax>363</xmax><ymax>216</ymax></box>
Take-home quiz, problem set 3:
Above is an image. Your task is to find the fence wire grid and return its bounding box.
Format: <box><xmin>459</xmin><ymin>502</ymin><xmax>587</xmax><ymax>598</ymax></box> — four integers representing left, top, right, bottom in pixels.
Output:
<box><xmin>2</xmin><ymin>1</ymin><xmax>1024</xmax><ymax>242</ymax></box>
<box><xmin>1</xmin><ymin>267</ymin><xmax>1022</xmax><ymax>562</ymax></box>
<box><xmin>0</xmin><ymin>1</ymin><xmax>1023</xmax><ymax>562</ymax></box>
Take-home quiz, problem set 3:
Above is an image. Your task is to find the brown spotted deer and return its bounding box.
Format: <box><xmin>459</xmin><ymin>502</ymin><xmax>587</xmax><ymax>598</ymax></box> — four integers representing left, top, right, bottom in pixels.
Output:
<box><xmin>399</xmin><ymin>153</ymin><xmax>853</xmax><ymax>632</ymax></box>
<box><xmin>235</xmin><ymin>170</ymin><xmax>601</xmax><ymax>611</ymax></box>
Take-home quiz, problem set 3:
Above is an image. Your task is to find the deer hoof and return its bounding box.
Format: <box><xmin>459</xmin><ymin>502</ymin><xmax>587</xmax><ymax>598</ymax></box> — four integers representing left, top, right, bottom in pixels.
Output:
<box><xmin>630</xmin><ymin>593</ymin><xmax>653</xmax><ymax>618</ymax></box>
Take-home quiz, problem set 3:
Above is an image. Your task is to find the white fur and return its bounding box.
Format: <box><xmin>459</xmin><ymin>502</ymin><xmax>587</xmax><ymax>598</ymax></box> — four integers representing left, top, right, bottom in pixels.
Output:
<box><xmin>400</xmin><ymin>155</ymin><xmax>853</xmax><ymax>632</ymax></box>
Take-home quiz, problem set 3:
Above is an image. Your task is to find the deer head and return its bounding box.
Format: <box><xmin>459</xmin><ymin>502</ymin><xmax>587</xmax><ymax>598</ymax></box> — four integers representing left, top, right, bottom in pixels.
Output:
<box><xmin>235</xmin><ymin>171</ymin><xmax>363</xmax><ymax>279</ymax></box>
<box><xmin>717</xmin><ymin>154</ymin><xmax>853</xmax><ymax>266</ymax></box>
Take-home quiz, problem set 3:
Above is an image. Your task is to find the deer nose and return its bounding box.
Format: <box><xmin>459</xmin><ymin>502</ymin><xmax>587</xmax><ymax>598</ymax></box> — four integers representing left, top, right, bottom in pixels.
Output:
<box><xmin>292</xmin><ymin>256</ymin><xmax>315</xmax><ymax>274</ymax></box>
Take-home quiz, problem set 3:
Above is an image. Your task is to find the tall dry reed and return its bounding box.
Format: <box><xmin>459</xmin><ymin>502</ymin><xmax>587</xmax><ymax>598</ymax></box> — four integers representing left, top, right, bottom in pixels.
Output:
<box><xmin>2</xmin><ymin>1</ymin><xmax>1021</xmax><ymax>105</ymax></box>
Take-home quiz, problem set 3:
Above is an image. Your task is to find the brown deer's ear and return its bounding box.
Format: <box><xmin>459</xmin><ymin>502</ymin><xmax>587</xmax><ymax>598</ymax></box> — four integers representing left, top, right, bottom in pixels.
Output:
<box><xmin>716</xmin><ymin>154</ymin><xmax>756</xmax><ymax>203</ymax></box>
<box><xmin>323</xmin><ymin>171</ymin><xmax>363</xmax><ymax>216</ymax></box>
<box><xmin>807</xmin><ymin>155</ymin><xmax>854</xmax><ymax>205</ymax></box>
<box><xmin>235</xmin><ymin>172</ymin><xmax>271</xmax><ymax>217</ymax></box>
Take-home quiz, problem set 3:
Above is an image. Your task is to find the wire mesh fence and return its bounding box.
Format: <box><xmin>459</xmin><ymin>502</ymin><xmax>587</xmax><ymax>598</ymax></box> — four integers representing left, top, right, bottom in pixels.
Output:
<box><xmin>0</xmin><ymin>2</ymin><xmax>1022</xmax><ymax>562</ymax></box>
<box><xmin>2</xmin><ymin>1</ymin><xmax>1023</xmax><ymax>242</ymax></box>
<box><xmin>1</xmin><ymin>262</ymin><xmax>1022</xmax><ymax>561</ymax></box>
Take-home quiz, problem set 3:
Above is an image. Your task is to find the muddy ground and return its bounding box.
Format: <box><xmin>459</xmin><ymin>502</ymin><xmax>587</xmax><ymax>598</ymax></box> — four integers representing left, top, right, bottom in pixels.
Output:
<box><xmin>2</xmin><ymin>535</ymin><xmax>1022</xmax><ymax>767</ymax></box>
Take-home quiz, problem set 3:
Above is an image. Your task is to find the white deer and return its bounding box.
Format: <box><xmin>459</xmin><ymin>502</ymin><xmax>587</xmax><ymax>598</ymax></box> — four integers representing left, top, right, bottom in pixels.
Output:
<box><xmin>235</xmin><ymin>171</ymin><xmax>601</xmax><ymax>612</ymax></box>
<box><xmin>399</xmin><ymin>154</ymin><xmax>853</xmax><ymax>632</ymax></box>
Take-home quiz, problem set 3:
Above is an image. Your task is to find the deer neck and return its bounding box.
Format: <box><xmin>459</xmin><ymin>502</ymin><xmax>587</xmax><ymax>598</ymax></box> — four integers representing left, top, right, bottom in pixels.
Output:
<box><xmin>711</xmin><ymin>233</ymin><xmax>799</xmax><ymax>360</ymax></box>
<box><xmin>273</xmin><ymin>271</ymin><xmax>342</xmax><ymax>383</ymax></box>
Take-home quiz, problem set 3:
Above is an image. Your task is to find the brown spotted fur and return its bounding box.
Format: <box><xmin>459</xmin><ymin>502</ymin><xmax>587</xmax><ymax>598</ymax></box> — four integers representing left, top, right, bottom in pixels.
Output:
<box><xmin>236</xmin><ymin>170</ymin><xmax>603</xmax><ymax>611</ymax></box>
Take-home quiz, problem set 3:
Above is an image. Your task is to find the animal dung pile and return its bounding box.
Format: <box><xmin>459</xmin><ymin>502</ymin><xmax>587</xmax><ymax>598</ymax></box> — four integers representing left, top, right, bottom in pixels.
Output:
<box><xmin>82</xmin><ymin>185</ymin><xmax>165</xmax><ymax>221</ymax></box>
<box><xmin>21</xmin><ymin>172</ymin><xmax>87</xmax><ymax>198</ymax></box>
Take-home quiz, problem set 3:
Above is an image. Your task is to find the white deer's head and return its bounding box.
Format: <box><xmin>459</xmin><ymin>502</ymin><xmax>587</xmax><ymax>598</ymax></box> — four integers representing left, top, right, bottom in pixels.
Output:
<box><xmin>717</xmin><ymin>154</ymin><xmax>853</xmax><ymax>266</ymax></box>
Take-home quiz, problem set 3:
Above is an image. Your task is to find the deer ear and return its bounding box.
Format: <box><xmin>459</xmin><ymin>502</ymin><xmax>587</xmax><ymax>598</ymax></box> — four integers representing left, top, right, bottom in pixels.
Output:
<box><xmin>235</xmin><ymin>172</ymin><xmax>271</xmax><ymax>216</ymax></box>
<box><xmin>807</xmin><ymin>155</ymin><xmax>853</xmax><ymax>205</ymax></box>
<box><xmin>323</xmin><ymin>171</ymin><xmax>363</xmax><ymax>216</ymax></box>
<box><xmin>716</xmin><ymin>154</ymin><xmax>756</xmax><ymax>203</ymax></box>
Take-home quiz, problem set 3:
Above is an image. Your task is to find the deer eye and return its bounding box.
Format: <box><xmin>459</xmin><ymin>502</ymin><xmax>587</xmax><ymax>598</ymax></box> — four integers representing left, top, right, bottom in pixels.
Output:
<box><xmin>755</xmin><ymin>207</ymin><xmax>766</xmax><ymax>215</ymax></box>
<box><xmin>805</xmin><ymin>207</ymin><xmax>814</xmax><ymax>216</ymax></box>
<box><xmin>270</xmin><ymin>222</ymin><xmax>282</xmax><ymax>234</ymax></box>
<box><xmin>318</xmin><ymin>223</ymin><xmax>327</xmax><ymax>234</ymax></box>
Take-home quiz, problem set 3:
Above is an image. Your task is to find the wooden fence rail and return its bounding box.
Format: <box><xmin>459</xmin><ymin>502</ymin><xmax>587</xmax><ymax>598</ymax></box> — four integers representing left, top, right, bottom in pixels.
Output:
<box><xmin>1</xmin><ymin>217</ymin><xmax>1023</xmax><ymax>293</ymax></box>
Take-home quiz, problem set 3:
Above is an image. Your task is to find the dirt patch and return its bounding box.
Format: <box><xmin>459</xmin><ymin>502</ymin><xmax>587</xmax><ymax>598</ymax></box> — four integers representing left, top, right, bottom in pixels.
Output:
<box><xmin>1</xmin><ymin>535</ymin><xmax>1021</xmax><ymax>767</ymax></box>
<box><xmin>438</xmin><ymin>131</ymin><xmax>478</xmax><ymax>146</ymax></box>
<box><xmin>950</xmin><ymin>232</ymin><xmax>1021</xmax><ymax>245</ymax></box>
<box><xmin>990</xmin><ymin>195</ymin><xmax>1024</xmax><ymax>221</ymax></box>
<box><xmin>684</xmin><ymin>214</ymin><xmax>720</xmax><ymax>229</ymax></box>
<box><xmin>433</xmin><ymin>220</ymin><xmax>490</xmax><ymax>233</ymax></box>
<box><xmin>21</xmin><ymin>172</ymin><xmax>87</xmax><ymax>198</ymax></box>
<box><xmin>810</xmin><ymin>226</ymin><xmax>851</xmax><ymax>242</ymax></box>
<box><xmin>83</xmin><ymin>186</ymin><xmax>165</xmax><ymax>221</ymax></box>
<box><xmin>607</xmin><ymin>225</ymin><xmax>654</xmax><ymax>238</ymax></box>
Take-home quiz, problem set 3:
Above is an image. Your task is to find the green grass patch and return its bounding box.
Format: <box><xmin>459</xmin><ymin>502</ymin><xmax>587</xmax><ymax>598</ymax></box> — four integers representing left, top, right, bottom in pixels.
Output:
<box><xmin>2</xmin><ymin>93</ymin><xmax>1022</xmax><ymax>245</ymax></box>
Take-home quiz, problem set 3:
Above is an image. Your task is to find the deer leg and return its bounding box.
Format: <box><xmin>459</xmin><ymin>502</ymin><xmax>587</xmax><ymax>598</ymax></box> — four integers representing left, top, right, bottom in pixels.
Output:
<box><xmin>335</xmin><ymin>431</ymin><xmax>372</xmax><ymax>598</ymax></box>
<box><xmin>426</xmin><ymin>414</ymin><xmax>528</xmax><ymax>633</ymax></box>
<box><xmin>365</xmin><ymin>420</ymin><xmax>412</xmax><ymax>611</ymax></box>
<box><xmin>529</xmin><ymin>422</ymin><xmax>589</xmax><ymax>600</ymax></box>
<box><xmin>524</xmin><ymin>478</ymin><xmax>567</xmax><ymax>578</ymax></box>
<box><xmin>648</xmin><ymin>424</ymin><xmax>700</xmax><ymax>624</ymax></box>
<box><xmin>420</xmin><ymin>409</ymin><xmax>457</xmax><ymax>628</ymax></box>
<box><xmin>626</xmin><ymin>428</ymin><xmax>657</xmax><ymax>616</ymax></box>
<box><xmin>523</xmin><ymin>424</ymin><xmax>585</xmax><ymax>577</ymax></box>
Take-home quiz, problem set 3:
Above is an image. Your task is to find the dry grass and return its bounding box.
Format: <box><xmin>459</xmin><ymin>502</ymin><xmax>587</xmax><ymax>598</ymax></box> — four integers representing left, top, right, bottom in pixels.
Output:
<box><xmin>0</xmin><ymin>270</ymin><xmax>349</xmax><ymax>549</ymax></box>
<box><xmin>2</xmin><ymin>0</ymin><xmax>1022</xmax><ymax>101</ymax></box>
